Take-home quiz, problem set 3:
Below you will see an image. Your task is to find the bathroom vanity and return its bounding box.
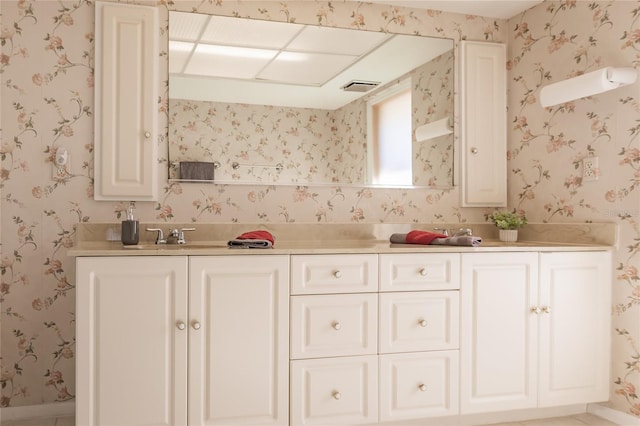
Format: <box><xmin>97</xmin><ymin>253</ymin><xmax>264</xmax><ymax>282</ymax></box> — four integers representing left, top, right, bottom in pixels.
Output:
<box><xmin>70</xmin><ymin>223</ymin><xmax>613</xmax><ymax>426</ymax></box>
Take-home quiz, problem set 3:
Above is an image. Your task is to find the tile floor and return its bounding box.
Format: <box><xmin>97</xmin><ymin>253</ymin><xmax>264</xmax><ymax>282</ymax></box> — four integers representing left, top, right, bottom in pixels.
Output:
<box><xmin>489</xmin><ymin>413</ymin><xmax>618</xmax><ymax>426</ymax></box>
<box><xmin>1</xmin><ymin>417</ymin><xmax>73</xmax><ymax>426</ymax></box>
<box><xmin>0</xmin><ymin>413</ymin><xmax>620</xmax><ymax>426</ymax></box>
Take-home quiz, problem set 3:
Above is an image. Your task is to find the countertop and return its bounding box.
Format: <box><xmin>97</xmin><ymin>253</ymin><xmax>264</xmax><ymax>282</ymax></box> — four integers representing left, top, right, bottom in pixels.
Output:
<box><xmin>68</xmin><ymin>222</ymin><xmax>617</xmax><ymax>257</ymax></box>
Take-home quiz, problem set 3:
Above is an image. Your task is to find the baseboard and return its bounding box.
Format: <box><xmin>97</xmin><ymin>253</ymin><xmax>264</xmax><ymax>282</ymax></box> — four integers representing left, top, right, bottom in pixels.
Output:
<box><xmin>0</xmin><ymin>401</ymin><xmax>75</xmax><ymax>421</ymax></box>
<box><xmin>588</xmin><ymin>403</ymin><xmax>640</xmax><ymax>425</ymax></box>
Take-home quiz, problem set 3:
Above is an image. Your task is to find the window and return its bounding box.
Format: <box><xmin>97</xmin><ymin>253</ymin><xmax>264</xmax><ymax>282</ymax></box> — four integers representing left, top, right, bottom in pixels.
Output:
<box><xmin>368</xmin><ymin>80</ymin><xmax>412</xmax><ymax>186</ymax></box>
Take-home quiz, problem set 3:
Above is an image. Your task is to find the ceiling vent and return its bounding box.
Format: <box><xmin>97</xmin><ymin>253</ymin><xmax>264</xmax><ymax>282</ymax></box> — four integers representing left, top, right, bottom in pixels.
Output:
<box><xmin>341</xmin><ymin>80</ymin><xmax>381</xmax><ymax>92</ymax></box>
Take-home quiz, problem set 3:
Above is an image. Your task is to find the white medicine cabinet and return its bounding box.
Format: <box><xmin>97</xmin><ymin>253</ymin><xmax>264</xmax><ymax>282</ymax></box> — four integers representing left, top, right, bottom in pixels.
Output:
<box><xmin>460</xmin><ymin>40</ymin><xmax>507</xmax><ymax>207</ymax></box>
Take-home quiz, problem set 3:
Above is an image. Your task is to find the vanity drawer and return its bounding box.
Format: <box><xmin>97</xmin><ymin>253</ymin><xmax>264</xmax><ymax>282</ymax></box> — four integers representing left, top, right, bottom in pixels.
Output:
<box><xmin>291</xmin><ymin>254</ymin><xmax>378</xmax><ymax>295</ymax></box>
<box><xmin>380</xmin><ymin>253</ymin><xmax>460</xmax><ymax>292</ymax></box>
<box><xmin>379</xmin><ymin>291</ymin><xmax>459</xmax><ymax>353</ymax></box>
<box><xmin>291</xmin><ymin>293</ymin><xmax>377</xmax><ymax>359</ymax></box>
<box><xmin>379</xmin><ymin>351</ymin><xmax>459</xmax><ymax>422</ymax></box>
<box><xmin>290</xmin><ymin>355</ymin><xmax>378</xmax><ymax>425</ymax></box>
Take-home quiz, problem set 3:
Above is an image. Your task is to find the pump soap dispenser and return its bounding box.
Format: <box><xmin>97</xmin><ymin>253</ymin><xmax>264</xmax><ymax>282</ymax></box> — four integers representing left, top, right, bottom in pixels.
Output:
<box><xmin>121</xmin><ymin>202</ymin><xmax>139</xmax><ymax>245</ymax></box>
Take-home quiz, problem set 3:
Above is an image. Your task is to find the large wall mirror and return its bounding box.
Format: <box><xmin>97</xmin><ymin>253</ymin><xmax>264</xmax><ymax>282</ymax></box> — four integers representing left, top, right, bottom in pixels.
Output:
<box><xmin>168</xmin><ymin>11</ymin><xmax>455</xmax><ymax>188</ymax></box>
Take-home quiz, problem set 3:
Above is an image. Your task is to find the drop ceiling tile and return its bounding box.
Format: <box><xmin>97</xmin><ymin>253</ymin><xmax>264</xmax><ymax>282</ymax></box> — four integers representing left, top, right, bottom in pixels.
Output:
<box><xmin>287</xmin><ymin>26</ymin><xmax>389</xmax><ymax>55</ymax></box>
<box><xmin>184</xmin><ymin>44</ymin><xmax>277</xmax><ymax>79</ymax></box>
<box><xmin>258</xmin><ymin>52</ymin><xmax>358</xmax><ymax>86</ymax></box>
<box><xmin>200</xmin><ymin>15</ymin><xmax>303</xmax><ymax>49</ymax></box>
<box><xmin>169</xmin><ymin>11</ymin><xmax>208</xmax><ymax>42</ymax></box>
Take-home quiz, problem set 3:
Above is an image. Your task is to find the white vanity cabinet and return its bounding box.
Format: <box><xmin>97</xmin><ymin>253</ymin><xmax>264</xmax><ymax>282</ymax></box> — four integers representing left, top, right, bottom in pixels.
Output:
<box><xmin>94</xmin><ymin>1</ymin><xmax>158</xmax><ymax>201</ymax></box>
<box><xmin>460</xmin><ymin>251</ymin><xmax>611</xmax><ymax>414</ymax></box>
<box><xmin>76</xmin><ymin>255</ymin><xmax>289</xmax><ymax>426</ymax></box>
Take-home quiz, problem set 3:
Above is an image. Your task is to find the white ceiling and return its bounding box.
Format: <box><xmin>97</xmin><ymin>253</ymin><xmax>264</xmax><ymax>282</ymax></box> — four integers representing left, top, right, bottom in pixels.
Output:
<box><xmin>368</xmin><ymin>0</ymin><xmax>543</xmax><ymax>19</ymax></box>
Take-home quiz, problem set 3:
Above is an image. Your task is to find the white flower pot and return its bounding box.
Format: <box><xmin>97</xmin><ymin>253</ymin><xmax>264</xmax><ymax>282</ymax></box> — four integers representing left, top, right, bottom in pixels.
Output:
<box><xmin>499</xmin><ymin>229</ymin><xmax>518</xmax><ymax>242</ymax></box>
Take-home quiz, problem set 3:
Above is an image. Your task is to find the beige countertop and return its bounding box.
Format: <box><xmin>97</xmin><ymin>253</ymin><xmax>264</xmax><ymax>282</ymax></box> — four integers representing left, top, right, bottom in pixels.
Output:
<box><xmin>68</xmin><ymin>222</ymin><xmax>616</xmax><ymax>257</ymax></box>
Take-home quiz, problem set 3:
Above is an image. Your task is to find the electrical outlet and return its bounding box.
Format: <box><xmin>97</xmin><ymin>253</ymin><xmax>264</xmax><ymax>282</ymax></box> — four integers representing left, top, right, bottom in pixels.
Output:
<box><xmin>52</xmin><ymin>162</ymin><xmax>71</xmax><ymax>180</ymax></box>
<box><xmin>583</xmin><ymin>156</ymin><xmax>599</xmax><ymax>181</ymax></box>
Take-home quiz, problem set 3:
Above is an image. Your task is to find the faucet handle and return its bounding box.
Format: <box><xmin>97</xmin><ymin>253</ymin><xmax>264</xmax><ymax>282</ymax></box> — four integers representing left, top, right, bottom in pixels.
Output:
<box><xmin>176</xmin><ymin>227</ymin><xmax>196</xmax><ymax>244</ymax></box>
<box><xmin>433</xmin><ymin>227</ymin><xmax>449</xmax><ymax>236</ymax></box>
<box><xmin>146</xmin><ymin>228</ymin><xmax>166</xmax><ymax>245</ymax></box>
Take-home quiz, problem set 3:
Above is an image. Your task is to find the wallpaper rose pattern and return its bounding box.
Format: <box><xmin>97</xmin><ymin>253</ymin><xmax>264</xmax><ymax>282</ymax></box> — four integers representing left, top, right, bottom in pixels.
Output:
<box><xmin>0</xmin><ymin>0</ymin><xmax>637</xmax><ymax>419</ymax></box>
<box><xmin>168</xmin><ymin>50</ymin><xmax>453</xmax><ymax>186</ymax></box>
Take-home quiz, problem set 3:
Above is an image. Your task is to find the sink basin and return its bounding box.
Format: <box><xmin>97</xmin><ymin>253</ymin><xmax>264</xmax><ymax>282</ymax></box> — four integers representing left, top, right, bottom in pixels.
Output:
<box><xmin>123</xmin><ymin>242</ymin><xmax>228</xmax><ymax>250</ymax></box>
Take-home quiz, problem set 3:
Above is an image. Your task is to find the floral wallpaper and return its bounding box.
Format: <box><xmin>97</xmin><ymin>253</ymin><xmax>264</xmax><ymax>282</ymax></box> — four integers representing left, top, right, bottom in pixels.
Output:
<box><xmin>168</xmin><ymin>48</ymin><xmax>454</xmax><ymax>187</ymax></box>
<box><xmin>0</xmin><ymin>0</ymin><xmax>637</xmax><ymax>420</ymax></box>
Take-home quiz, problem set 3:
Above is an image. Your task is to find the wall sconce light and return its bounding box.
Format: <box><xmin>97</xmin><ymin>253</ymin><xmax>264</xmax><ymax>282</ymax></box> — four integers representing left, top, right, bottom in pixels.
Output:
<box><xmin>415</xmin><ymin>117</ymin><xmax>453</xmax><ymax>142</ymax></box>
<box><xmin>539</xmin><ymin>67</ymin><xmax>637</xmax><ymax>108</ymax></box>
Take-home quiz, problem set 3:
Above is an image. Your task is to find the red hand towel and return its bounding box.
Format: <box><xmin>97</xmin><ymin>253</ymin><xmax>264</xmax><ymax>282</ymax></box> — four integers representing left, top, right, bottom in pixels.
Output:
<box><xmin>237</xmin><ymin>230</ymin><xmax>275</xmax><ymax>245</ymax></box>
<box><xmin>405</xmin><ymin>230</ymin><xmax>447</xmax><ymax>245</ymax></box>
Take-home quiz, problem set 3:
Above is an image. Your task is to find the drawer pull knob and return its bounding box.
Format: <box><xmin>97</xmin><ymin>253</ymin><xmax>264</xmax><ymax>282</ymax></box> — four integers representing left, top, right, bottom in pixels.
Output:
<box><xmin>144</xmin><ymin>130</ymin><xmax>151</xmax><ymax>139</ymax></box>
<box><xmin>419</xmin><ymin>268</ymin><xmax>428</xmax><ymax>276</ymax></box>
<box><xmin>192</xmin><ymin>321</ymin><xmax>201</xmax><ymax>330</ymax></box>
<box><xmin>332</xmin><ymin>391</ymin><xmax>341</xmax><ymax>400</ymax></box>
<box><xmin>419</xmin><ymin>383</ymin><xmax>427</xmax><ymax>392</ymax></box>
<box><xmin>530</xmin><ymin>306</ymin><xmax>541</xmax><ymax>314</ymax></box>
<box><xmin>418</xmin><ymin>319</ymin><xmax>428</xmax><ymax>327</ymax></box>
<box><xmin>332</xmin><ymin>321</ymin><xmax>342</xmax><ymax>331</ymax></box>
<box><xmin>333</xmin><ymin>270</ymin><xmax>342</xmax><ymax>278</ymax></box>
<box><xmin>542</xmin><ymin>305</ymin><xmax>551</xmax><ymax>314</ymax></box>
<box><xmin>470</xmin><ymin>147</ymin><xmax>479</xmax><ymax>154</ymax></box>
<box><xmin>176</xmin><ymin>321</ymin><xmax>186</xmax><ymax>330</ymax></box>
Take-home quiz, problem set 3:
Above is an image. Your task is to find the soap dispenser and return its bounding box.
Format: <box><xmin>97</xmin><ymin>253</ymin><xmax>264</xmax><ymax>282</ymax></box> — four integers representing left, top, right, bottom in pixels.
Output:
<box><xmin>121</xmin><ymin>202</ymin><xmax>139</xmax><ymax>245</ymax></box>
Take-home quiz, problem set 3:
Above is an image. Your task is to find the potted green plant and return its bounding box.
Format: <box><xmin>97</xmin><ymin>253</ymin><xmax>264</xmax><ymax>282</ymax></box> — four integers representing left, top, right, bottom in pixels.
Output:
<box><xmin>489</xmin><ymin>210</ymin><xmax>527</xmax><ymax>242</ymax></box>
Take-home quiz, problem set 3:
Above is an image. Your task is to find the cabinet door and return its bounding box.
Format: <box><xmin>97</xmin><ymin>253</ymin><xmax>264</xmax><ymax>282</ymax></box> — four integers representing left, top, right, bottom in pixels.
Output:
<box><xmin>94</xmin><ymin>2</ymin><xmax>158</xmax><ymax>201</ymax></box>
<box><xmin>76</xmin><ymin>256</ymin><xmax>188</xmax><ymax>426</ymax></box>
<box><xmin>460</xmin><ymin>252</ymin><xmax>538</xmax><ymax>414</ymax></box>
<box><xmin>379</xmin><ymin>351</ymin><xmax>459</xmax><ymax>421</ymax></box>
<box><xmin>460</xmin><ymin>41</ymin><xmax>506</xmax><ymax>207</ymax></box>
<box><xmin>538</xmin><ymin>251</ymin><xmax>612</xmax><ymax>407</ymax></box>
<box><xmin>189</xmin><ymin>256</ymin><xmax>289</xmax><ymax>426</ymax></box>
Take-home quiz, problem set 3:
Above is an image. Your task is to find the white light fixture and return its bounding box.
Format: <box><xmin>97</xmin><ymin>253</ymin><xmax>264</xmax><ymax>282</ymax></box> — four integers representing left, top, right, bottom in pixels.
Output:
<box><xmin>539</xmin><ymin>67</ymin><xmax>637</xmax><ymax>107</ymax></box>
<box><xmin>415</xmin><ymin>117</ymin><xmax>453</xmax><ymax>142</ymax></box>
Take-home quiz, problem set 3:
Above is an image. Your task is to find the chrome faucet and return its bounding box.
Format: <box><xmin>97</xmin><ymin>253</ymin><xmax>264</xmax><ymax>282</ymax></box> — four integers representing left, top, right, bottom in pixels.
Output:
<box><xmin>167</xmin><ymin>227</ymin><xmax>196</xmax><ymax>245</ymax></box>
<box><xmin>146</xmin><ymin>227</ymin><xmax>195</xmax><ymax>244</ymax></box>
<box><xmin>451</xmin><ymin>228</ymin><xmax>473</xmax><ymax>237</ymax></box>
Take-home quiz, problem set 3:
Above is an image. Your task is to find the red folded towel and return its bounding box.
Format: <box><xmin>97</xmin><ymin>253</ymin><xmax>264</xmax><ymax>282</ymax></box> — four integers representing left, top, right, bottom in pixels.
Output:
<box><xmin>405</xmin><ymin>230</ymin><xmax>448</xmax><ymax>245</ymax></box>
<box><xmin>237</xmin><ymin>230</ymin><xmax>275</xmax><ymax>245</ymax></box>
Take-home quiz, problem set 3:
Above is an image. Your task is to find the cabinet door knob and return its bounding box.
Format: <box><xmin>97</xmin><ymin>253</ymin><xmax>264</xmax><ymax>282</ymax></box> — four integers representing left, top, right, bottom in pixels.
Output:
<box><xmin>419</xmin><ymin>268</ymin><xmax>428</xmax><ymax>276</ymax></box>
<box><xmin>176</xmin><ymin>321</ymin><xmax>186</xmax><ymax>330</ymax></box>
<box><xmin>333</xmin><ymin>270</ymin><xmax>342</xmax><ymax>278</ymax></box>
<box><xmin>470</xmin><ymin>147</ymin><xmax>479</xmax><ymax>154</ymax></box>
<box><xmin>418</xmin><ymin>319</ymin><xmax>428</xmax><ymax>327</ymax></box>
<box><xmin>332</xmin><ymin>321</ymin><xmax>342</xmax><ymax>330</ymax></box>
<box><xmin>332</xmin><ymin>391</ymin><xmax>341</xmax><ymax>400</ymax></box>
<box><xmin>192</xmin><ymin>321</ymin><xmax>201</xmax><ymax>330</ymax></box>
<box><xmin>542</xmin><ymin>306</ymin><xmax>551</xmax><ymax>314</ymax></box>
<box><xmin>530</xmin><ymin>306</ymin><xmax>541</xmax><ymax>314</ymax></box>
<box><xmin>418</xmin><ymin>383</ymin><xmax>428</xmax><ymax>392</ymax></box>
<box><xmin>144</xmin><ymin>130</ymin><xmax>151</xmax><ymax>138</ymax></box>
